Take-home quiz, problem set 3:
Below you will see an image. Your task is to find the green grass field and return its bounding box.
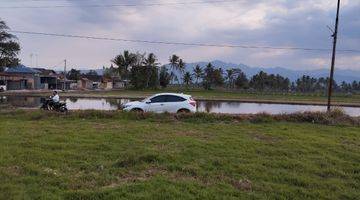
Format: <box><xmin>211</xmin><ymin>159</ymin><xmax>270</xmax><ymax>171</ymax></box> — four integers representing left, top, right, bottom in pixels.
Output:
<box><xmin>0</xmin><ymin>111</ymin><xmax>359</xmax><ymax>199</ymax></box>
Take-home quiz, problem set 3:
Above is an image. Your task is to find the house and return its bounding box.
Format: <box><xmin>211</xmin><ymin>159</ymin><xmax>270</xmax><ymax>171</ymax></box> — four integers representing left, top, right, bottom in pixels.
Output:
<box><xmin>100</xmin><ymin>78</ymin><xmax>113</xmax><ymax>90</ymax></box>
<box><xmin>34</xmin><ymin>68</ymin><xmax>59</xmax><ymax>90</ymax></box>
<box><xmin>0</xmin><ymin>73</ymin><xmax>7</xmax><ymax>91</ymax></box>
<box><xmin>77</xmin><ymin>78</ymin><xmax>93</xmax><ymax>90</ymax></box>
<box><xmin>57</xmin><ymin>79</ymin><xmax>78</xmax><ymax>90</ymax></box>
<box><xmin>112</xmin><ymin>77</ymin><xmax>128</xmax><ymax>89</ymax></box>
<box><xmin>2</xmin><ymin>65</ymin><xmax>41</xmax><ymax>90</ymax></box>
<box><xmin>76</xmin><ymin>74</ymin><xmax>103</xmax><ymax>90</ymax></box>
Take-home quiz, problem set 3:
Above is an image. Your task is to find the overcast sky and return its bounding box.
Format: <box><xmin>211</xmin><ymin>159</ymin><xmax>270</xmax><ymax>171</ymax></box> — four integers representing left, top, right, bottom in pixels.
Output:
<box><xmin>1</xmin><ymin>0</ymin><xmax>359</xmax><ymax>71</ymax></box>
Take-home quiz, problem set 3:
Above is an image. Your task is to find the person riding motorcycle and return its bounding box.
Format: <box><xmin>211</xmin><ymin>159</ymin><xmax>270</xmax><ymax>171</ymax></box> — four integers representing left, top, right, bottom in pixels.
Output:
<box><xmin>48</xmin><ymin>91</ymin><xmax>60</xmax><ymax>108</ymax></box>
<box><xmin>52</xmin><ymin>91</ymin><xmax>60</xmax><ymax>103</ymax></box>
<box><xmin>41</xmin><ymin>91</ymin><xmax>67</xmax><ymax>112</ymax></box>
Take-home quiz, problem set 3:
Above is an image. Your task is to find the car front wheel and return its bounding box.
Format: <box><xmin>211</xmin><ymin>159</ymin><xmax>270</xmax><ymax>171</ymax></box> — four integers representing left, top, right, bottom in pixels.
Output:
<box><xmin>131</xmin><ymin>108</ymin><xmax>144</xmax><ymax>113</ymax></box>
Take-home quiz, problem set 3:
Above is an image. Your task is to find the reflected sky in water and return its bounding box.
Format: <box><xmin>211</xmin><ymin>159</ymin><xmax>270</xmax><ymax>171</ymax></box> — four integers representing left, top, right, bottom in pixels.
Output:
<box><xmin>66</xmin><ymin>98</ymin><xmax>130</xmax><ymax>111</ymax></box>
<box><xmin>196</xmin><ymin>101</ymin><xmax>359</xmax><ymax>116</ymax></box>
<box><xmin>1</xmin><ymin>96</ymin><xmax>359</xmax><ymax>117</ymax></box>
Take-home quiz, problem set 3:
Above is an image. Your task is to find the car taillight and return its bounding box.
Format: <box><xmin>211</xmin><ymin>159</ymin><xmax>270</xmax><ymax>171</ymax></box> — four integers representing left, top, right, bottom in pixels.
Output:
<box><xmin>189</xmin><ymin>97</ymin><xmax>196</xmax><ymax>107</ymax></box>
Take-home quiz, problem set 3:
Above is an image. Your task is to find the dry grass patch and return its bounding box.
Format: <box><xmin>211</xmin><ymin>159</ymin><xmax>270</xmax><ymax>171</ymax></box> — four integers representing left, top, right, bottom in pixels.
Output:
<box><xmin>250</xmin><ymin>132</ymin><xmax>281</xmax><ymax>143</ymax></box>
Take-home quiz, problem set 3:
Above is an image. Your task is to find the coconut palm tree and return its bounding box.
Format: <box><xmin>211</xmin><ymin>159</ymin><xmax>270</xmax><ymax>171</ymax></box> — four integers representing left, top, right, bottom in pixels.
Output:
<box><xmin>192</xmin><ymin>65</ymin><xmax>202</xmax><ymax>86</ymax></box>
<box><xmin>178</xmin><ymin>59</ymin><xmax>186</xmax><ymax>84</ymax></box>
<box><xmin>112</xmin><ymin>50</ymin><xmax>137</xmax><ymax>80</ymax></box>
<box><xmin>183</xmin><ymin>72</ymin><xmax>192</xmax><ymax>87</ymax></box>
<box><xmin>169</xmin><ymin>54</ymin><xmax>179</xmax><ymax>71</ymax></box>
<box><xmin>169</xmin><ymin>54</ymin><xmax>180</xmax><ymax>84</ymax></box>
<box><xmin>226</xmin><ymin>69</ymin><xmax>235</xmax><ymax>88</ymax></box>
<box><xmin>143</xmin><ymin>53</ymin><xmax>160</xmax><ymax>88</ymax></box>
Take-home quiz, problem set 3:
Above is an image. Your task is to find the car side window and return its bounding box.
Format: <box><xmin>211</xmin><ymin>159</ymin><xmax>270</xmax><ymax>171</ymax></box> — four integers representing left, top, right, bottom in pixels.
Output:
<box><xmin>167</xmin><ymin>95</ymin><xmax>186</xmax><ymax>102</ymax></box>
<box><xmin>150</xmin><ymin>95</ymin><xmax>167</xmax><ymax>103</ymax></box>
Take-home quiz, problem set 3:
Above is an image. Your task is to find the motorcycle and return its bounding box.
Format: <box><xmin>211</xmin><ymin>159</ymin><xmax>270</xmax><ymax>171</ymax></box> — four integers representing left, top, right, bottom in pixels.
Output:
<box><xmin>41</xmin><ymin>97</ymin><xmax>68</xmax><ymax>112</ymax></box>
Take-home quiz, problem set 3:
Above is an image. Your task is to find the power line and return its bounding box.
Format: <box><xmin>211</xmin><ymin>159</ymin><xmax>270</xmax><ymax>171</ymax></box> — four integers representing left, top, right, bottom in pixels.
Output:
<box><xmin>3</xmin><ymin>0</ymin><xmax>162</xmax><ymax>2</ymax></box>
<box><xmin>5</xmin><ymin>0</ymin><xmax>101</xmax><ymax>1</ymax></box>
<box><xmin>4</xmin><ymin>0</ymin><xmax>171</xmax><ymax>1</ymax></box>
<box><xmin>0</xmin><ymin>0</ymin><xmax>242</xmax><ymax>9</ymax></box>
<box><xmin>10</xmin><ymin>30</ymin><xmax>360</xmax><ymax>53</ymax></box>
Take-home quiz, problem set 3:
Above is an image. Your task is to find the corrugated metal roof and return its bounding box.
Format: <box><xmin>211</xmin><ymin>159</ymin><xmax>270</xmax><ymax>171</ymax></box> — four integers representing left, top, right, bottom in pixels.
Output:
<box><xmin>5</xmin><ymin>65</ymin><xmax>40</xmax><ymax>74</ymax></box>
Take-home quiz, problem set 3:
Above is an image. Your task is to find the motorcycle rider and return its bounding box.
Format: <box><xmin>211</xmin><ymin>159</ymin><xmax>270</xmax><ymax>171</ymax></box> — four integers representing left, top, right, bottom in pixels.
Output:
<box><xmin>52</xmin><ymin>91</ymin><xmax>60</xmax><ymax>103</ymax></box>
<box><xmin>41</xmin><ymin>90</ymin><xmax>67</xmax><ymax>112</ymax></box>
<box><xmin>49</xmin><ymin>91</ymin><xmax>60</xmax><ymax>108</ymax></box>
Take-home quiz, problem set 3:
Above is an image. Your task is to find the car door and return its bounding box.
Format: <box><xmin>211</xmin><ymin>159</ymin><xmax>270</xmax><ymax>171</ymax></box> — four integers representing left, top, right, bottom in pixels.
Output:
<box><xmin>148</xmin><ymin>95</ymin><xmax>167</xmax><ymax>113</ymax></box>
<box><xmin>164</xmin><ymin>95</ymin><xmax>187</xmax><ymax>113</ymax></box>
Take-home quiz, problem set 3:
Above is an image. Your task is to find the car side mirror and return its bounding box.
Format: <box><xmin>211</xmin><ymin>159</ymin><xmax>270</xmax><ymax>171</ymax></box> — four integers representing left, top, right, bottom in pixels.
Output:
<box><xmin>146</xmin><ymin>100</ymin><xmax>151</xmax><ymax>104</ymax></box>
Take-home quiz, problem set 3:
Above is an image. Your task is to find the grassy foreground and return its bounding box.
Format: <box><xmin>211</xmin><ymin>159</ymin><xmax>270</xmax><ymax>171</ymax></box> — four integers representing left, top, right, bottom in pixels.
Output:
<box><xmin>0</xmin><ymin>111</ymin><xmax>359</xmax><ymax>199</ymax></box>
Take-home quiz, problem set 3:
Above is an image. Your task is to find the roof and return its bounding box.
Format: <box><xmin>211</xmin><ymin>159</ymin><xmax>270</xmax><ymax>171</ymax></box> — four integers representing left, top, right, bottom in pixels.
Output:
<box><xmin>5</xmin><ymin>65</ymin><xmax>40</xmax><ymax>74</ymax></box>
<box><xmin>151</xmin><ymin>93</ymin><xmax>191</xmax><ymax>98</ymax></box>
<box><xmin>33</xmin><ymin>68</ymin><xmax>57</xmax><ymax>76</ymax></box>
<box><xmin>81</xmin><ymin>74</ymin><xmax>102</xmax><ymax>82</ymax></box>
<box><xmin>102</xmin><ymin>77</ymin><xmax>112</xmax><ymax>82</ymax></box>
<box><xmin>0</xmin><ymin>72</ymin><xmax>29</xmax><ymax>78</ymax></box>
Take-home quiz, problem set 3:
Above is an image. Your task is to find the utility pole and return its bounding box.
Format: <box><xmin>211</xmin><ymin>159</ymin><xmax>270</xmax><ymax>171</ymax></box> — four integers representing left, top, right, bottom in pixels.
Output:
<box><xmin>30</xmin><ymin>53</ymin><xmax>33</xmax><ymax>67</ymax></box>
<box><xmin>35</xmin><ymin>54</ymin><xmax>38</xmax><ymax>67</ymax></box>
<box><xmin>327</xmin><ymin>0</ymin><xmax>341</xmax><ymax>112</ymax></box>
<box><xmin>63</xmin><ymin>59</ymin><xmax>67</xmax><ymax>91</ymax></box>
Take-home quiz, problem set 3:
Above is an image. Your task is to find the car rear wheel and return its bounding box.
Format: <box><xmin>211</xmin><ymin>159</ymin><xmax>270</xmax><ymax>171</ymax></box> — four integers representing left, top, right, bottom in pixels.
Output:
<box><xmin>177</xmin><ymin>109</ymin><xmax>190</xmax><ymax>114</ymax></box>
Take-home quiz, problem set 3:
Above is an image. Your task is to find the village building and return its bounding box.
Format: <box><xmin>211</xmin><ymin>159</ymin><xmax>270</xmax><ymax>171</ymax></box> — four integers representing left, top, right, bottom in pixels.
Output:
<box><xmin>79</xmin><ymin>74</ymin><xmax>102</xmax><ymax>89</ymax></box>
<box><xmin>112</xmin><ymin>77</ymin><xmax>128</xmax><ymax>89</ymax></box>
<box><xmin>100</xmin><ymin>78</ymin><xmax>113</xmax><ymax>90</ymax></box>
<box><xmin>1</xmin><ymin>65</ymin><xmax>41</xmax><ymax>90</ymax></box>
<box><xmin>0</xmin><ymin>73</ymin><xmax>8</xmax><ymax>91</ymax></box>
<box><xmin>0</xmin><ymin>65</ymin><xmax>127</xmax><ymax>91</ymax></box>
<box><xmin>77</xmin><ymin>78</ymin><xmax>93</xmax><ymax>90</ymax></box>
<box><xmin>33</xmin><ymin>68</ymin><xmax>59</xmax><ymax>90</ymax></box>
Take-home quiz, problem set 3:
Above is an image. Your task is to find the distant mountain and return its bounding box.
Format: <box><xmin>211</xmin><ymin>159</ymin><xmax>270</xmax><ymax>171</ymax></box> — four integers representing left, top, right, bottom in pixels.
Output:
<box><xmin>55</xmin><ymin>69</ymin><xmax>104</xmax><ymax>75</ymax></box>
<box><xmin>77</xmin><ymin>60</ymin><xmax>360</xmax><ymax>83</ymax></box>
<box><xmin>180</xmin><ymin>60</ymin><xmax>360</xmax><ymax>83</ymax></box>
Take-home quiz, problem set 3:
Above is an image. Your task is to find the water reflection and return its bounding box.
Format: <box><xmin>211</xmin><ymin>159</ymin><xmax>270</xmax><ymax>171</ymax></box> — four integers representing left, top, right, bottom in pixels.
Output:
<box><xmin>201</xmin><ymin>101</ymin><xmax>222</xmax><ymax>113</ymax></box>
<box><xmin>0</xmin><ymin>96</ymin><xmax>42</xmax><ymax>108</ymax></box>
<box><xmin>68</xmin><ymin>97</ymin><xmax>78</xmax><ymax>103</ymax></box>
<box><xmin>66</xmin><ymin>98</ymin><xmax>130</xmax><ymax>110</ymax></box>
<box><xmin>196</xmin><ymin>101</ymin><xmax>360</xmax><ymax>117</ymax></box>
<box><xmin>0</xmin><ymin>96</ymin><xmax>359</xmax><ymax>117</ymax></box>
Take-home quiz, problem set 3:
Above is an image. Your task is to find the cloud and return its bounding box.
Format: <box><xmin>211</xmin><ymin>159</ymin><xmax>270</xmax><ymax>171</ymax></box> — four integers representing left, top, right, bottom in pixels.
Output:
<box><xmin>1</xmin><ymin>0</ymin><xmax>359</xmax><ymax>70</ymax></box>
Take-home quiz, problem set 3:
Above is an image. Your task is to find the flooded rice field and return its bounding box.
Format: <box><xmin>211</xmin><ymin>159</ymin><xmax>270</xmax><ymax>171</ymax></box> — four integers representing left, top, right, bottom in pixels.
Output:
<box><xmin>1</xmin><ymin>96</ymin><xmax>359</xmax><ymax>116</ymax></box>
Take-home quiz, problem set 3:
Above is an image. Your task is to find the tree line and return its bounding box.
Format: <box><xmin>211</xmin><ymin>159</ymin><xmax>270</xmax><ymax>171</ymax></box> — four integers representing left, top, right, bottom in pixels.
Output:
<box><xmin>104</xmin><ymin>50</ymin><xmax>360</xmax><ymax>93</ymax></box>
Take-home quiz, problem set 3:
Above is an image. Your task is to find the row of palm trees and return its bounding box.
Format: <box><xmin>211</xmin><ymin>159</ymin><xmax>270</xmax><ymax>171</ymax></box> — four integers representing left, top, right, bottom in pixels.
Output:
<box><xmin>113</xmin><ymin>51</ymin><xmax>357</xmax><ymax>92</ymax></box>
<box><xmin>111</xmin><ymin>50</ymin><xmax>238</xmax><ymax>88</ymax></box>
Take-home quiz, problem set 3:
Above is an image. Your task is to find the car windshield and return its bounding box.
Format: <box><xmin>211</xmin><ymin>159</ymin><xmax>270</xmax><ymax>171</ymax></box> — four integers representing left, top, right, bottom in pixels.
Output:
<box><xmin>141</xmin><ymin>96</ymin><xmax>153</xmax><ymax>102</ymax></box>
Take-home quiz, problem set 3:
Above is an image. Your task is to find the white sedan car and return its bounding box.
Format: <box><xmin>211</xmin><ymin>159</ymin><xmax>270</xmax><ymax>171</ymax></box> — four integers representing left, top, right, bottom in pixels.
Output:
<box><xmin>122</xmin><ymin>93</ymin><xmax>197</xmax><ymax>113</ymax></box>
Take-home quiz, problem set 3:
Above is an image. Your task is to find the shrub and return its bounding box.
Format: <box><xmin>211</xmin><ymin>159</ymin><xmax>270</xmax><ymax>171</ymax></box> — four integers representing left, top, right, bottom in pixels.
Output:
<box><xmin>1</xmin><ymin>109</ymin><xmax>359</xmax><ymax>126</ymax></box>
